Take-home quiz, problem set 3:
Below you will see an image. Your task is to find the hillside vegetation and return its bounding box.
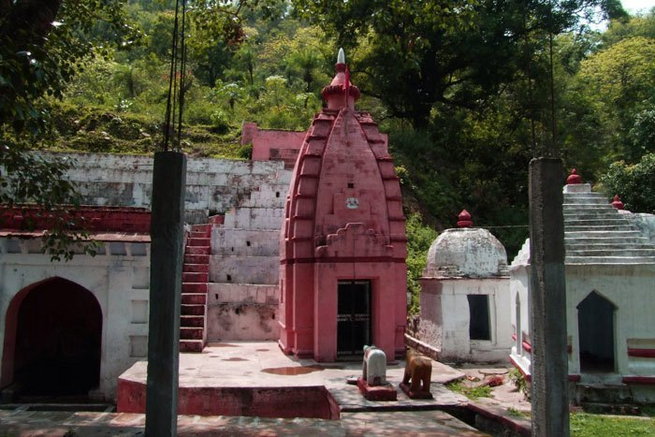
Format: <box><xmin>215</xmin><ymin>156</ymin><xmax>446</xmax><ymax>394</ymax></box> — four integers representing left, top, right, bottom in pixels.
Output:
<box><xmin>3</xmin><ymin>0</ymin><xmax>655</xmax><ymax>267</ymax></box>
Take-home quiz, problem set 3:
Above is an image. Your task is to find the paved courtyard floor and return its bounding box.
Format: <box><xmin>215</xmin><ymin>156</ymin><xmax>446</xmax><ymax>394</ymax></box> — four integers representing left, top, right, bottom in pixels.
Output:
<box><xmin>0</xmin><ymin>342</ymin><xmax>532</xmax><ymax>436</ymax></box>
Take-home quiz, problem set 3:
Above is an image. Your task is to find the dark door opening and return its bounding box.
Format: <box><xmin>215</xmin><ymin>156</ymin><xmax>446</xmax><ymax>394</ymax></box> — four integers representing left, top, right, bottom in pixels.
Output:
<box><xmin>13</xmin><ymin>278</ymin><xmax>102</xmax><ymax>398</ymax></box>
<box><xmin>578</xmin><ymin>291</ymin><xmax>616</xmax><ymax>373</ymax></box>
<box><xmin>337</xmin><ymin>280</ymin><xmax>371</xmax><ymax>358</ymax></box>
<box><xmin>468</xmin><ymin>294</ymin><xmax>491</xmax><ymax>341</ymax></box>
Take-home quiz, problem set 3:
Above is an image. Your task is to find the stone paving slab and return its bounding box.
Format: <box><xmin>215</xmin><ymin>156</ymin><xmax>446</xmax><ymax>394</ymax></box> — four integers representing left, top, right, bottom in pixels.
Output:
<box><xmin>0</xmin><ymin>410</ymin><xmax>490</xmax><ymax>436</ymax></box>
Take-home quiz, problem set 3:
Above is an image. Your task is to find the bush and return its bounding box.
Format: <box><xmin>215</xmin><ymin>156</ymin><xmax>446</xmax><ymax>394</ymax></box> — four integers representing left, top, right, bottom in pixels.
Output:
<box><xmin>601</xmin><ymin>153</ymin><xmax>655</xmax><ymax>213</ymax></box>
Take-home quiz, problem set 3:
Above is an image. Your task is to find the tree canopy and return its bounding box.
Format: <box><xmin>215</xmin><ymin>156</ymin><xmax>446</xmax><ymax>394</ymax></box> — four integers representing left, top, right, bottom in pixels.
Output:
<box><xmin>3</xmin><ymin>0</ymin><xmax>655</xmax><ymax>264</ymax></box>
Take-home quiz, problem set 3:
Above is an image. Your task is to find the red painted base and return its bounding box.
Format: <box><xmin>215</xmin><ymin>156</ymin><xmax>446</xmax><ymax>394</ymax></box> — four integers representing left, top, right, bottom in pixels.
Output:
<box><xmin>399</xmin><ymin>382</ymin><xmax>433</xmax><ymax>399</ymax></box>
<box><xmin>356</xmin><ymin>378</ymin><xmax>397</xmax><ymax>401</ymax></box>
<box><xmin>117</xmin><ymin>378</ymin><xmax>340</xmax><ymax>419</ymax></box>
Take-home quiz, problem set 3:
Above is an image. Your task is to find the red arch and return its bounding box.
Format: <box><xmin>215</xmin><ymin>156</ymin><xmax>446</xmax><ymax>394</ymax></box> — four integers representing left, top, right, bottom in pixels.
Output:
<box><xmin>1</xmin><ymin>277</ymin><xmax>102</xmax><ymax>390</ymax></box>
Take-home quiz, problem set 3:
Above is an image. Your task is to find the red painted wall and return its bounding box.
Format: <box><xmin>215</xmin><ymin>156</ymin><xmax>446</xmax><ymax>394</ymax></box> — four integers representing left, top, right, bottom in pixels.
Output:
<box><xmin>279</xmin><ymin>61</ymin><xmax>407</xmax><ymax>362</ymax></box>
<box><xmin>244</xmin><ymin>122</ymin><xmax>305</xmax><ymax>168</ymax></box>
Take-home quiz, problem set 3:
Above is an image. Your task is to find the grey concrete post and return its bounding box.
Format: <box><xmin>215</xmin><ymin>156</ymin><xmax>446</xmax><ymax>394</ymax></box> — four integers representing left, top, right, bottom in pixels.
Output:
<box><xmin>528</xmin><ymin>157</ymin><xmax>569</xmax><ymax>437</ymax></box>
<box><xmin>145</xmin><ymin>151</ymin><xmax>186</xmax><ymax>437</ymax></box>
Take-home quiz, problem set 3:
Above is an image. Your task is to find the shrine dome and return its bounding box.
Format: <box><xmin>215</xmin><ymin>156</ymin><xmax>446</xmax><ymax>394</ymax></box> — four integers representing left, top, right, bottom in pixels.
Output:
<box><xmin>424</xmin><ymin>212</ymin><xmax>508</xmax><ymax>278</ymax></box>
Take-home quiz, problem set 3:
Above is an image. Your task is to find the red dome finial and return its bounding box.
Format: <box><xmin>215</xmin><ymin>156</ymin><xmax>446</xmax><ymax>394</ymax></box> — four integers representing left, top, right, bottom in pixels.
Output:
<box><xmin>457</xmin><ymin>209</ymin><xmax>473</xmax><ymax>228</ymax></box>
<box><xmin>611</xmin><ymin>194</ymin><xmax>625</xmax><ymax>210</ymax></box>
<box><xmin>566</xmin><ymin>168</ymin><xmax>582</xmax><ymax>185</ymax></box>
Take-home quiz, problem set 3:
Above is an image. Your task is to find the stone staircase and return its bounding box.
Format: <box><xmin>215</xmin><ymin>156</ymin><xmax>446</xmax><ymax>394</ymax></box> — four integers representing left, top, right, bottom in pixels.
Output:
<box><xmin>179</xmin><ymin>223</ymin><xmax>211</xmax><ymax>353</ymax></box>
<box><xmin>563</xmin><ymin>190</ymin><xmax>655</xmax><ymax>264</ymax></box>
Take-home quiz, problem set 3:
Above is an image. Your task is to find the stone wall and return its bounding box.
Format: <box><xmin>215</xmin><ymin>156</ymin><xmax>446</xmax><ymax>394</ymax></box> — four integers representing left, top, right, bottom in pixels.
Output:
<box><xmin>58</xmin><ymin>152</ymin><xmax>290</xmax><ymax>224</ymax></box>
<box><xmin>207</xmin><ymin>177</ymin><xmax>289</xmax><ymax>341</ymax></box>
<box><xmin>1</xmin><ymin>152</ymin><xmax>294</xmax><ymax>399</ymax></box>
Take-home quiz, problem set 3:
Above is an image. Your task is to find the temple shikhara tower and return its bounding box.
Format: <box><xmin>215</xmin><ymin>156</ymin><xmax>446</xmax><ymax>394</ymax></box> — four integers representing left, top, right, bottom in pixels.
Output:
<box><xmin>279</xmin><ymin>49</ymin><xmax>407</xmax><ymax>362</ymax></box>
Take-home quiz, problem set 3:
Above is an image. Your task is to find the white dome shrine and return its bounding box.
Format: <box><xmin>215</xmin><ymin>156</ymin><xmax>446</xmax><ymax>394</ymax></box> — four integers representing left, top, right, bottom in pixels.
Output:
<box><xmin>424</xmin><ymin>212</ymin><xmax>508</xmax><ymax>278</ymax></box>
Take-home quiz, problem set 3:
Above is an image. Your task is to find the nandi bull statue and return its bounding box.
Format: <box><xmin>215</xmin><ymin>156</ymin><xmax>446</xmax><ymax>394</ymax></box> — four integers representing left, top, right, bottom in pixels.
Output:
<box><xmin>356</xmin><ymin>345</ymin><xmax>397</xmax><ymax>400</ymax></box>
<box><xmin>400</xmin><ymin>348</ymin><xmax>433</xmax><ymax>399</ymax></box>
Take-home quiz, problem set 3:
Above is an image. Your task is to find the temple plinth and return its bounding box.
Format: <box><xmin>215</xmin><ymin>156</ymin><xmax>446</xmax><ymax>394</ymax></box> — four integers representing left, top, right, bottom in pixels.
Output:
<box><xmin>278</xmin><ymin>50</ymin><xmax>407</xmax><ymax>362</ymax></box>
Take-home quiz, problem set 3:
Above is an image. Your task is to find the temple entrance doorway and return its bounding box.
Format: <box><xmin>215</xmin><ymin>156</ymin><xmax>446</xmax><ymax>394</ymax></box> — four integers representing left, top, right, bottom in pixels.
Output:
<box><xmin>577</xmin><ymin>291</ymin><xmax>616</xmax><ymax>373</ymax></box>
<box><xmin>5</xmin><ymin>277</ymin><xmax>102</xmax><ymax>399</ymax></box>
<box><xmin>337</xmin><ymin>280</ymin><xmax>371</xmax><ymax>358</ymax></box>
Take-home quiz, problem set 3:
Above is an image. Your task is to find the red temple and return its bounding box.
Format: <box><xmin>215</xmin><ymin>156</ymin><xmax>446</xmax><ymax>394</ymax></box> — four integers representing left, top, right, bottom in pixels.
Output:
<box><xmin>278</xmin><ymin>50</ymin><xmax>407</xmax><ymax>361</ymax></box>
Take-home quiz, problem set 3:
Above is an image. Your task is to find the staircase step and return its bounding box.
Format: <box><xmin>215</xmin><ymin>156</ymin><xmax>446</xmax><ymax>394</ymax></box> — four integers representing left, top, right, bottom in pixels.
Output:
<box><xmin>564</xmin><ymin>204</ymin><xmax>615</xmax><ymax>210</ymax></box>
<box><xmin>180</xmin><ymin>327</ymin><xmax>204</xmax><ymax>340</ymax></box>
<box><xmin>566</xmin><ymin>226</ymin><xmax>634</xmax><ymax>233</ymax></box>
<box><xmin>182</xmin><ymin>282</ymin><xmax>208</xmax><ymax>293</ymax></box>
<box><xmin>181</xmin><ymin>304</ymin><xmax>205</xmax><ymax>316</ymax></box>
<box><xmin>565</xmin><ymin>230</ymin><xmax>643</xmax><ymax>238</ymax></box>
<box><xmin>567</xmin><ymin>243</ymin><xmax>655</xmax><ymax>251</ymax></box>
<box><xmin>567</xmin><ymin>256</ymin><xmax>655</xmax><ymax>264</ymax></box>
<box><xmin>565</xmin><ymin>219</ymin><xmax>634</xmax><ymax>227</ymax></box>
<box><xmin>185</xmin><ymin>246</ymin><xmax>211</xmax><ymax>255</ymax></box>
<box><xmin>183</xmin><ymin>263</ymin><xmax>209</xmax><ymax>273</ymax></box>
<box><xmin>191</xmin><ymin>224</ymin><xmax>212</xmax><ymax>234</ymax></box>
<box><xmin>181</xmin><ymin>293</ymin><xmax>207</xmax><ymax>305</ymax></box>
<box><xmin>187</xmin><ymin>238</ymin><xmax>211</xmax><ymax>247</ymax></box>
<box><xmin>181</xmin><ymin>315</ymin><xmax>205</xmax><ymax>327</ymax></box>
<box><xmin>566</xmin><ymin>236</ymin><xmax>650</xmax><ymax>244</ymax></box>
<box><xmin>567</xmin><ymin>249</ymin><xmax>655</xmax><ymax>257</ymax></box>
<box><xmin>190</xmin><ymin>230</ymin><xmax>211</xmax><ymax>239</ymax></box>
<box><xmin>183</xmin><ymin>272</ymin><xmax>209</xmax><ymax>282</ymax></box>
<box><xmin>182</xmin><ymin>271</ymin><xmax>209</xmax><ymax>283</ymax></box>
<box><xmin>180</xmin><ymin>339</ymin><xmax>204</xmax><ymax>353</ymax></box>
<box><xmin>185</xmin><ymin>254</ymin><xmax>209</xmax><ymax>264</ymax></box>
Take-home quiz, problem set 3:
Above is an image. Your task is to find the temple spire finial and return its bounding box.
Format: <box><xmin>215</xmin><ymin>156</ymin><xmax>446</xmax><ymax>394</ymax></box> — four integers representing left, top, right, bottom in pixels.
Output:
<box><xmin>337</xmin><ymin>48</ymin><xmax>345</xmax><ymax>65</ymax></box>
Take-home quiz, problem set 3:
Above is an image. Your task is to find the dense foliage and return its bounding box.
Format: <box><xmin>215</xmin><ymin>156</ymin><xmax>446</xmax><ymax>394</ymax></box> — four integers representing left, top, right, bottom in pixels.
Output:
<box><xmin>3</xmin><ymin>0</ymin><xmax>655</xmax><ymax>266</ymax></box>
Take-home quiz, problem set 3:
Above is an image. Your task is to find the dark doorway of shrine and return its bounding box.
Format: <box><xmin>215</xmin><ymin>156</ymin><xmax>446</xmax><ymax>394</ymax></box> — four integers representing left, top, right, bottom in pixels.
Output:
<box><xmin>578</xmin><ymin>291</ymin><xmax>616</xmax><ymax>373</ymax></box>
<box><xmin>10</xmin><ymin>277</ymin><xmax>102</xmax><ymax>398</ymax></box>
<box><xmin>337</xmin><ymin>280</ymin><xmax>371</xmax><ymax>358</ymax></box>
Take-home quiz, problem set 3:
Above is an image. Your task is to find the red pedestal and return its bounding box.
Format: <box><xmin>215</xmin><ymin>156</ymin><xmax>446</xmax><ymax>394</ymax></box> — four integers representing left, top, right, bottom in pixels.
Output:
<box><xmin>356</xmin><ymin>377</ymin><xmax>397</xmax><ymax>401</ymax></box>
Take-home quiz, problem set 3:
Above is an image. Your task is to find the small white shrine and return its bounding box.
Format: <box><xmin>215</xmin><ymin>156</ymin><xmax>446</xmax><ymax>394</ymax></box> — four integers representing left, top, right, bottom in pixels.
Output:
<box><xmin>510</xmin><ymin>170</ymin><xmax>655</xmax><ymax>403</ymax></box>
<box><xmin>419</xmin><ymin>210</ymin><xmax>513</xmax><ymax>363</ymax></box>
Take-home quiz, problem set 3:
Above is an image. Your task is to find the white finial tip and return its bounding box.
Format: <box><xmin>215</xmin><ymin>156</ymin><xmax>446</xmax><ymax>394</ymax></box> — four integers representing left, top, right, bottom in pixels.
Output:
<box><xmin>337</xmin><ymin>48</ymin><xmax>345</xmax><ymax>64</ymax></box>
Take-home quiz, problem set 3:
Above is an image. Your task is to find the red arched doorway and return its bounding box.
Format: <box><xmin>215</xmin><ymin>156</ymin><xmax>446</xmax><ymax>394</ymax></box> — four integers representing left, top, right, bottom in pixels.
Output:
<box><xmin>1</xmin><ymin>277</ymin><xmax>102</xmax><ymax>398</ymax></box>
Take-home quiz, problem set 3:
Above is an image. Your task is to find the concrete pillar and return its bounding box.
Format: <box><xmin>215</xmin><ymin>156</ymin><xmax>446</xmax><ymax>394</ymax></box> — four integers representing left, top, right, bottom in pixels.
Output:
<box><xmin>145</xmin><ymin>151</ymin><xmax>187</xmax><ymax>437</ymax></box>
<box><xmin>528</xmin><ymin>157</ymin><xmax>569</xmax><ymax>437</ymax></box>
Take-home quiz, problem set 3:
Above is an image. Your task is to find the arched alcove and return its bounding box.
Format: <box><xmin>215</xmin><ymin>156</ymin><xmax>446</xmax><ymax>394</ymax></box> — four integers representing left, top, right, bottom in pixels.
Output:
<box><xmin>577</xmin><ymin>291</ymin><xmax>616</xmax><ymax>373</ymax></box>
<box><xmin>2</xmin><ymin>277</ymin><xmax>102</xmax><ymax>398</ymax></box>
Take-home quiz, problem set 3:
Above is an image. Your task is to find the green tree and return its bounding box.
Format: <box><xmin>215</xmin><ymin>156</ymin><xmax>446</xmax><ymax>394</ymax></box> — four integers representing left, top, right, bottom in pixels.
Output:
<box><xmin>292</xmin><ymin>0</ymin><xmax>624</xmax><ymax>128</ymax></box>
<box><xmin>405</xmin><ymin>213</ymin><xmax>438</xmax><ymax>314</ymax></box>
<box><xmin>1</xmin><ymin>0</ymin><xmax>134</xmax><ymax>259</ymax></box>
<box><xmin>601</xmin><ymin>153</ymin><xmax>655</xmax><ymax>213</ymax></box>
<box><xmin>574</xmin><ymin>36</ymin><xmax>655</xmax><ymax>163</ymax></box>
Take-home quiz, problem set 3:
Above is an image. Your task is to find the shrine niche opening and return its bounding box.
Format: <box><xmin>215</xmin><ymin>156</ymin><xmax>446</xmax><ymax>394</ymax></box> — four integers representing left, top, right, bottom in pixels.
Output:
<box><xmin>577</xmin><ymin>290</ymin><xmax>616</xmax><ymax>373</ymax></box>
<box><xmin>1</xmin><ymin>277</ymin><xmax>102</xmax><ymax>398</ymax></box>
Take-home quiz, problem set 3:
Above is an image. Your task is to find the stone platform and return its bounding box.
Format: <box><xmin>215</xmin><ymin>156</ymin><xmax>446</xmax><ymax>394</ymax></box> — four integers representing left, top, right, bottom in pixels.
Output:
<box><xmin>117</xmin><ymin>342</ymin><xmax>468</xmax><ymax>420</ymax></box>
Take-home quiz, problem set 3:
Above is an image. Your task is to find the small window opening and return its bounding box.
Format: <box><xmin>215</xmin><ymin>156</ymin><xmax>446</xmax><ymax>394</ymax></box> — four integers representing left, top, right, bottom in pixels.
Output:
<box><xmin>468</xmin><ymin>295</ymin><xmax>491</xmax><ymax>340</ymax></box>
<box><xmin>246</xmin><ymin>241</ymin><xmax>251</xmax><ymax>247</ymax></box>
<box><xmin>276</xmin><ymin>192</ymin><xmax>280</xmax><ymax>198</ymax></box>
<box><xmin>347</xmin><ymin>183</ymin><xmax>354</xmax><ymax>189</ymax></box>
<box><xmin>227</xmin><ymin>274</ymin><xmax>232</xmax><ymax>282</ymax></box>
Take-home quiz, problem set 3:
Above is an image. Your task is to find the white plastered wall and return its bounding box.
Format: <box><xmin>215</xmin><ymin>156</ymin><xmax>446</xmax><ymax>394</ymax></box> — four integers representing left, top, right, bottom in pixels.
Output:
<box><xmin>0</xmin><ymin>238</ymin><xmax>150</xmax><ymax>401</ymax></box>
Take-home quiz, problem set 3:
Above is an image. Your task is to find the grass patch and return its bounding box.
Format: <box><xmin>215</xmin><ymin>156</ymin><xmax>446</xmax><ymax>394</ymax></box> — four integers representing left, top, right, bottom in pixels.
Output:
<box><xmin>570</xmin><ymin>413</ymin><xmax>655</xmax><ymax>436</ymax></box>
<box><xmin>507</xmin><ymin>407</ymin><xmax>529</xmax><ymax>418</ymax></box>
<box><xmin>446</xmin><ymin>381</ymin><xmax>493</xmax><ymax>400</ymax></box>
